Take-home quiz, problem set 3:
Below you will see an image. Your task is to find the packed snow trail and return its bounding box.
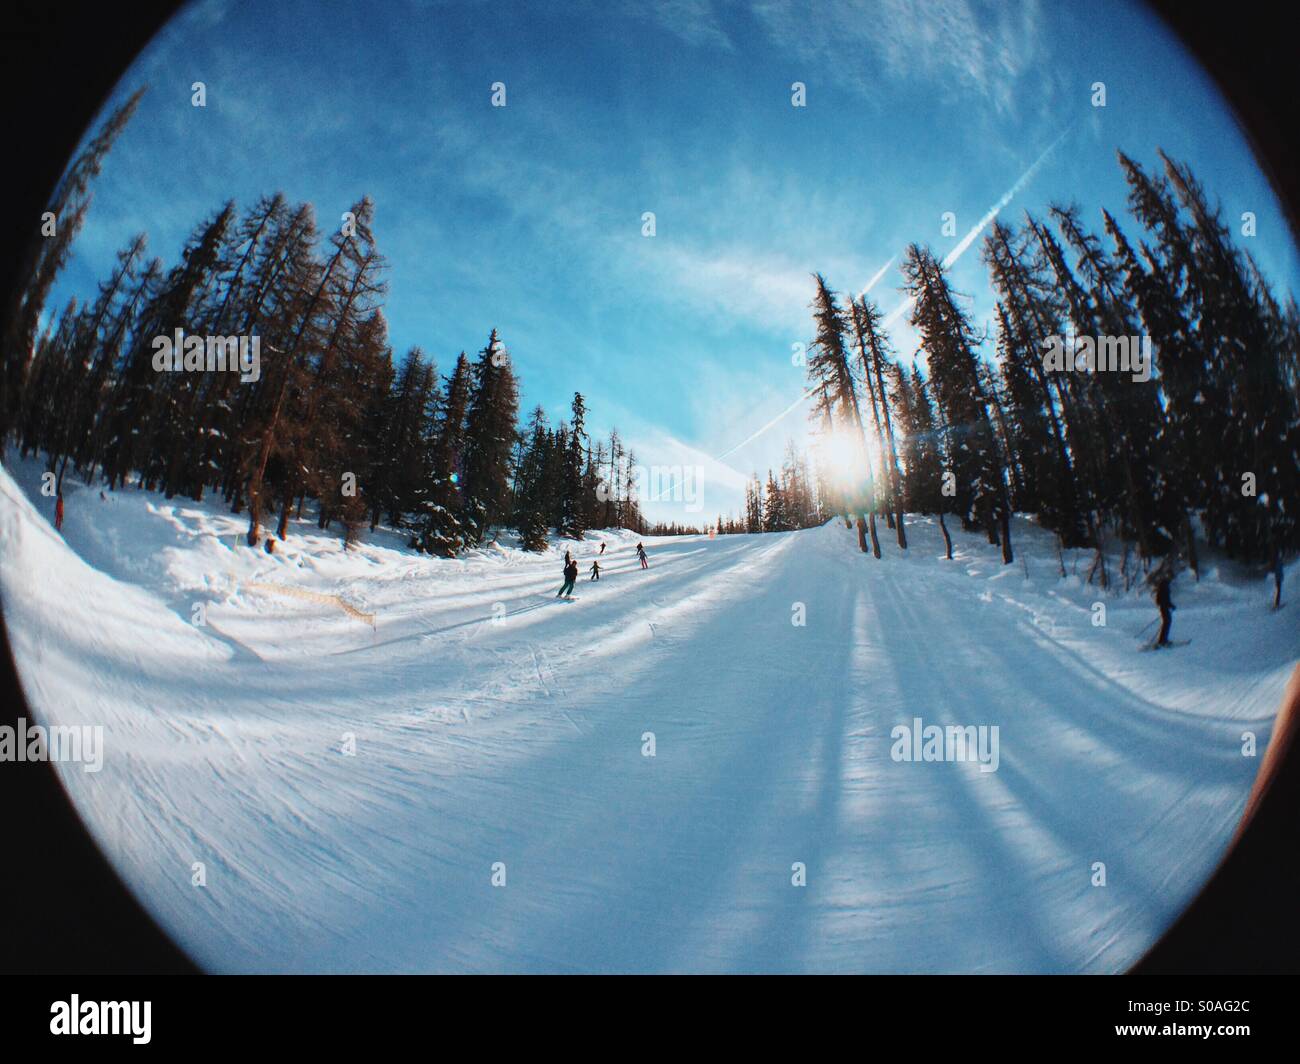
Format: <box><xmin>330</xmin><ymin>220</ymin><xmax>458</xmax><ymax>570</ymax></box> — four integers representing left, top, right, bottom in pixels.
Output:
<box><xmin>1</xmin><ymin>460</ymin><xmax>1294</xmax><ymax>972</ymax></box>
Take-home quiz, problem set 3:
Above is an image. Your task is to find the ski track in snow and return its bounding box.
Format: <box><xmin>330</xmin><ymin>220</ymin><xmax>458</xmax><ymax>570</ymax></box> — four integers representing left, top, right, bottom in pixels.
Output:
<box><xmin>1</xmin><ymin>457</ymin><xmax>1295</xmax><ymax>973</ymax></box>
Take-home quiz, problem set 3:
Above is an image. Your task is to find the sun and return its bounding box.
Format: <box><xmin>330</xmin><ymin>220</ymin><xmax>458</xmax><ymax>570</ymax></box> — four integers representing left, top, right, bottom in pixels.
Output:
<box><xmin>814</xmin><ymin>429</ymin><xmax>871</xmax><ymax>492</ymax></box>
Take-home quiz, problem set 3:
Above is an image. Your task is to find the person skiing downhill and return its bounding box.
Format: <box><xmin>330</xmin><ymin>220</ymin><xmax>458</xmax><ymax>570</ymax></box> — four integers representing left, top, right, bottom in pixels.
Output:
<box><xmin>598</xmin><ymin>542</ymin><xmax>606</xmax><ymax>555</ymax></box>
<box><xmin>1152</xmin><ymin>568</ymin><xmax>1176</xmax><ymax>647</ymax></box>
<box><xmin>636</xmin><ymin>543</ymin><xmax>648</xmax><ymax>570</ymax></box>
<box><xmin>589</xmin><ymin>559</ymin><xmax>601</xmax><ymax>581</ymax></box>
<box><xmin>54</xmin><ymin>490</ymin><xmax>64</xmax><ymax>532</ymax></box>
<box><xmin>557</xmin><ymin>557</ymin><xmax>579</xmax><ymax>599</ymax></box>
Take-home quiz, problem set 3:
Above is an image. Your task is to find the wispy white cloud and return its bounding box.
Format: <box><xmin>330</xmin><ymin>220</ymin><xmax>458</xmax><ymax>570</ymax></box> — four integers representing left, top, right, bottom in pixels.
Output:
<box><xmin>611</xmin><ymin>420</ymin><xmax>753</xmax><ymax>522</ymax></box>
<box><xmin>750</xmin><ymin>0</ymin><xmax>1047</xmax><ymax>115</ymax></box>
<box><xmin>632</xmin><ymin>243</ymin><xmax>816</xmax><ymax>334</ymax></box>
<box><xmin>634</xmin><ymin>0</ymin><xmax>736</xmax><ymax>51</ymax></box>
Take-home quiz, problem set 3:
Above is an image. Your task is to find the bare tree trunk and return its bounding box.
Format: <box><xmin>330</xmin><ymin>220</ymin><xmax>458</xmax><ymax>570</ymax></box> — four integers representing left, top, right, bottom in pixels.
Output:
<box><xmin>938</xmin><ymin>511</ymin><xmax>953</xmax><ymax>560</ymax></box>
<box><xmin>1086</xmin><ymin>524</ymin><xmax>1109</xmax><ymax>589</ymax></box>
<box><xmin>276</xmin><ymin>491</ymin><xmax>291</xmax><ymax>540</ymax></box>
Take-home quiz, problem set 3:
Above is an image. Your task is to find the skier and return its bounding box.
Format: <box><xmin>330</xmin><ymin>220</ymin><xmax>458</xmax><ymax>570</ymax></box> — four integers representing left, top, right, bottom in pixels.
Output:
<box><xmin>636</xmin><ymin>542</ymin><xmax>648</xmax><ymax>570</ymax></box>
<box><xmin>557</xmin><ymin>557</ymin><xmax>578</xmax><ymax>599</ymax></box>
<box><xmin>589</xmin><ymin>559</ymin><xmax>601</xmax><ymax>581</ymax></box>
<box><xmin>54</xmin><ymin>490</ymin><xmax>64</xmax><ymax>532</ymax></box>
<box><xmin>1152</xmin><ymin>568</ymin><xmax>1175</xmax><ymax>647</ymax></box>
<box><xmin>598</xmin><ymin>542</ymin><xmax>606</xmax><ymax>555</ymax></box>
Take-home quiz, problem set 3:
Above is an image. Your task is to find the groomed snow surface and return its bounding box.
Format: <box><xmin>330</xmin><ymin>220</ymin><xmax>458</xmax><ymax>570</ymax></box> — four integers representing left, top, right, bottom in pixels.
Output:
<box><xmin>1</xmin><ymin>453</ymin><xmax>1295</xmax><ymax>973</ymax></box>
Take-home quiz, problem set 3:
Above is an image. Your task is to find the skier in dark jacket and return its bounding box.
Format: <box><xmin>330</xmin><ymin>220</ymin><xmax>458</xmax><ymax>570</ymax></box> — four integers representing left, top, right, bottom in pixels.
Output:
<box><xmin>1152</xmin><ymin>569</ymin><xmax>1175</xmax><ymax>647</ymax></box>
<box><xmin>589</xmin><ymin>559</ymin><xmax>601</xmax><ymax>581</ymax></box>
<box><xmin>557</xmin><ymin>558</ymin><xmax>579</xmax><ymax>598</ymax></box>
<box><xmin>636</xmin><ymin>542</ymin><xmax>648</xmax><ymax>569</ymax></box>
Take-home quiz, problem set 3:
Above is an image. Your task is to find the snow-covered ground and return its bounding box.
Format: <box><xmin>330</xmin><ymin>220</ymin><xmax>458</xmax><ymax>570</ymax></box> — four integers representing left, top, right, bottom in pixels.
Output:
<box><xmin>1</xmin><ymin>454</ymin><xmax>1295</xmax><ymax>972</ymax></box>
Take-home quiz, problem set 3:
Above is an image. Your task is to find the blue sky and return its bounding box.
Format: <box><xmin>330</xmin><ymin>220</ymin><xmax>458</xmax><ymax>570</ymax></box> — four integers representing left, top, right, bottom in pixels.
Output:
<box><xmin>52</xmin><ymin>0</ymin><xmax>1300</xmax><ymax>523</ymax></box>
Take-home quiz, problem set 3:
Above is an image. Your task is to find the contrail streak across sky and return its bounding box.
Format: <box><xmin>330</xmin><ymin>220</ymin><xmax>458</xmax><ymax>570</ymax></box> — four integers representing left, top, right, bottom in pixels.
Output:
<box><xmin>713</xmin><ymin>126</ymin><xmax>1072</xmax><ymax>466</ymax></box>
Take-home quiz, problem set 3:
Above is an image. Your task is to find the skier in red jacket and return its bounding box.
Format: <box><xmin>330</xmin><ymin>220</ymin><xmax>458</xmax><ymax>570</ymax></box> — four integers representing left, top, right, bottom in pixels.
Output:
<box><xmin>54</xmin><ymin>491</ymin><xmax>64</xmax><ymax>532</ymax></box>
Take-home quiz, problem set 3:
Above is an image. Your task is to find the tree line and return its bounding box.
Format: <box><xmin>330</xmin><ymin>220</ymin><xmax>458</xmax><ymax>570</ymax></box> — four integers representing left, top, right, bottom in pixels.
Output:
<box><xmin>3</xmin><ymin>90</ymin><xmax>647</xmax><ymax>556</ymax></box>
<box><xmin>647</xmin><ymin>441</ymin><xmax>832</xmax><ymax>538</ymax></box>
<box><xmin>805</xmin><ymin>148</ymin><xmax>1299</xmax><ymax>584</ymax></box>
<box><xmin>733</xmin><ymin>441</ymin><xmax>828</xmax><ymax>534</ymax></box>
<box><xmin>4</xmin><ymin>96</ymin><xmax>1295</xmax><ymax>574</ymax></box>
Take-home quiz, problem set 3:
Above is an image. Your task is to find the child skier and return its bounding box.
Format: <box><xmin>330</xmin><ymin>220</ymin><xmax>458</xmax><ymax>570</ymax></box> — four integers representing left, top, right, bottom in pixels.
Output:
<box><xmin>636</xmin><ymin>542</ymin><xmax>648</xmax><ymax>569</ymax></box>
<box><xmin>590</xmin><ymin>559</ymin><xmax>601</xmax><ymax>581</ymax></box>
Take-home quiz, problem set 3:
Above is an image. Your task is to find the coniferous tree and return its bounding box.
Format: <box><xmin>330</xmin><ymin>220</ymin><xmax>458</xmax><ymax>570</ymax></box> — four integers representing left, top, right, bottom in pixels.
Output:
<box><xmin>901</xmin><ymin>244</ymin><xmax>1012</xmax><ymax>562</ymax></box>
<box><xmin>237</xmin><ymin>201</ymin><xmax>323</xmax><ymax>543</ymax></box>
<box><xmin>745</xmin><ymin>473</ymin><xmax>763</xmax><ymax>533</ymax></box>
<box><xmin>124</xmin><ymin>203</ymin><xmax>235</xmax><ymax>498</ymax></box>
<box><xmin>763</xmin><ymin>469</ymin><xmax>785</xmax><ymax>531</ymax></box>
<box><xmin>52</xmin><ymin>233</ymin><xmax>150</xmax><ymax>488</ymax></box>
<box><xmin>372</xmin><ymin>346</ymin><xmax>435</xmax><ymax>529</ymax></box>
<box><xmin>850</xmin><ymin>295</ymin><xmax>907</xmax><ymax>547</ymax></box>
<box><xmin>272</xmin><ymin>197</ymin><xmax>388</xmax><ymax>544</ymax></box>
<box><xmin>807</xmin><ymin>273</ymin><xmax>880</xmax><ymax>557</ymax></box>
<box><xmin>459</xmin><ymin>330</ymin><xmax>519</xmax><ymax>545</ymax></box>
<box><xmin>560</xmin><ymin>392</ymin><xmax>588</xmax><ymax>539</ymax></box>
<box><xmin>514</xmin><ymin>405</ymin><xmax>552</xmax><ymax>552</ymax></box>
<box><xmin>412</xmin><ymin>351</ymin><xmax>472</xmax><ymax>555</ymax></box>
<box><xmin>893</xmin><ymin>363</ymin><xmax>952</xmax><ymax>557</ymax></box>
<box><xmin>1158</xmin><ymin>151</ymin><xmax>1295</xmax><ymax>562</ymax></box>
<box><xmin>4</xmin><ymin>88</ymin><xmax>146</xmax><ymax>440</ymax></box>
<box><xmin>982</xmin><ymin>218</ymin><xmax>1084</xmax><ymax>544</ymax></box>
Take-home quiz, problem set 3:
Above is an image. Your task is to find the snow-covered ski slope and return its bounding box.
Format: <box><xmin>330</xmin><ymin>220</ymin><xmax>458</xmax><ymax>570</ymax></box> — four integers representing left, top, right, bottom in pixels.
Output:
<box><xmin>1</xmin><ymin>456</ymin><xmax>1295</xmax><ymax>973</ymax></box>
